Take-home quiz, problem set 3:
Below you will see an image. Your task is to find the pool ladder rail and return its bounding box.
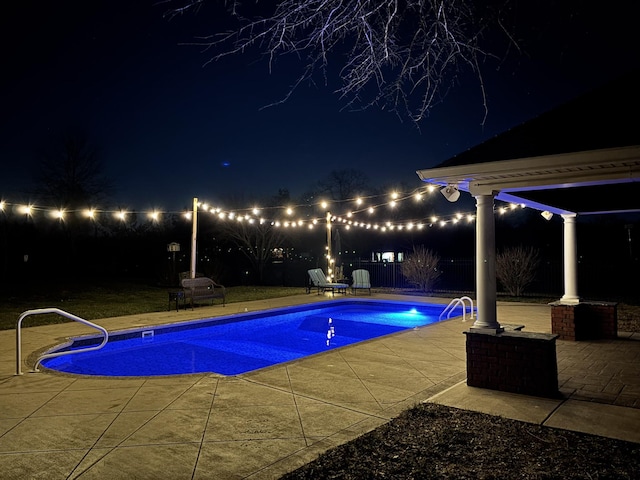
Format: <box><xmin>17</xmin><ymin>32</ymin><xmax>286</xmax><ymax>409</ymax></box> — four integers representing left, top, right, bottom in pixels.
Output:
<box><xmin>16</xmin><ymin>308</ymin><xmax>109</xmax><ymax>375</ymax></box>
<box><xmin>439</xmin><ymin>296</ymin><xmax>475</xmax><ymax>322</ymax></box>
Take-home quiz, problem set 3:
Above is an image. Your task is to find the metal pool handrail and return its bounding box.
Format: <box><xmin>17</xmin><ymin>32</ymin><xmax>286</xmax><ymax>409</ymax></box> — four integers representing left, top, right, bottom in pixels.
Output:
<box><xmin>439</xmin><ymin>296</ymin><xmax>475</xmax><ymax>322</ymax></box>
<box><xmin>16</xmin><ymin>308</ymin><xmax>109</xmax><ymax>375</ymax></box>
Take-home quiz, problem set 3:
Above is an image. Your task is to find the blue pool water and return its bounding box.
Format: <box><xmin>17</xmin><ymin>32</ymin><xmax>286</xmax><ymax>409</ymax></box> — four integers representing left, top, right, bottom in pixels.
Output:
<box><xmin>41</xmin><ymin>300</ymin><xmax>461</xmax><ymax>376</ymax></box>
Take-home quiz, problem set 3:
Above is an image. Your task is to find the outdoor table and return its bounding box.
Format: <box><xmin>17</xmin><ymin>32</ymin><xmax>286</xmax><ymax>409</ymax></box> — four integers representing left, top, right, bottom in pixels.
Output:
<box><xmin>168</xmin><ymin>290</ymin><xmax>185</xmax><ymax>312</ymax></box>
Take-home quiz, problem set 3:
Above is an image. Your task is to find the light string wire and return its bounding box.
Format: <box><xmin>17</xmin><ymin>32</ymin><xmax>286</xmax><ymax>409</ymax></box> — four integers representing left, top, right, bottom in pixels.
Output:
<box><xmin>0</xmin><ymin>185</ymin><xmax>526</xmax><ymax>232</ymax></box>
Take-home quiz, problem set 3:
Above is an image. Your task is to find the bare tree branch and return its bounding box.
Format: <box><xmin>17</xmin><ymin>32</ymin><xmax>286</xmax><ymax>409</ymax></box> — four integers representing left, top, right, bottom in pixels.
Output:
<box><xmin>164</xmin><ymin>0</ymin><xmax>514</xmax><ymax>124</ymax></box>
<box><xmin>33</xmin><ymin>131</ymin><xmax>112</xmax><ymax>208</ymax></box>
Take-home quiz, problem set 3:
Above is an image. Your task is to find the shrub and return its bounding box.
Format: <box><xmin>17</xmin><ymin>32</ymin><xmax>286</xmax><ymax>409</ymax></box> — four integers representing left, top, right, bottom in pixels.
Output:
<box><xmin>402</xmin><ymin>246</ymin><xmax>441</xmax><ymax>292</ymax></box>
<box><xmin>496</xmin><ymin>246</ymin><xmax>540</xmax><ymax>296</ymax></box>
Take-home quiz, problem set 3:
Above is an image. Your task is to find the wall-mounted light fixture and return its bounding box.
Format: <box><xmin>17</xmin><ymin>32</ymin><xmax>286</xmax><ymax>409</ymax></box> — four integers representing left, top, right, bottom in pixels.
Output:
<box><xmin>440</xmin><ymin>185</ymin><xmax>460</xmax><ymax>202</ymax></box>
<box><xmin>541</xmin><ymin>210</ymin><xmax>553</xmax><ymax>221</ymax></box>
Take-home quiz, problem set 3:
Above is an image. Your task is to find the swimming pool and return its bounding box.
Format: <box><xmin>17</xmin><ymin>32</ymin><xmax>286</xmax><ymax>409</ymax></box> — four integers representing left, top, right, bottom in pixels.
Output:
<box><xmin>41</xmin><ymin>299</ymin><xmax>462</xmax><ymax>376</ymax></box>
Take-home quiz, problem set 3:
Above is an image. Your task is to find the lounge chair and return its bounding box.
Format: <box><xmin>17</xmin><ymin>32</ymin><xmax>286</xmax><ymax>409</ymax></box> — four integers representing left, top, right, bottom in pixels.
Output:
<box><xmin>307</xmin><ymin>268</ymin><xmax>348</xmax><ymax>296</ymax></box>
<box><xmin>351</xmin><ymin>269</ymin><xmax>371</xmax><ymax>295</ymax></box>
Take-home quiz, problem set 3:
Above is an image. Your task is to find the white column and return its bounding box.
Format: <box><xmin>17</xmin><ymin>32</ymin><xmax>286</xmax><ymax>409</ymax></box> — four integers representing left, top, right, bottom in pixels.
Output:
<box><xmin>326</xmin><ymin>211</ymin><xmax>332</xmax><ymax>279</ymax></box>
<box><xmin>190</xmin><ymin>197</ymin><xmax>198</xmax><ymax>279</ymax></box>
<box><xmin>472</xmin><ymin>193</ymin><xmax>501</xmax><ymax>331</ymax></box>
<box><xmin>560</xmin><ymin>213</ymin><xmax>580</xmax><ymax>304</ymax></box>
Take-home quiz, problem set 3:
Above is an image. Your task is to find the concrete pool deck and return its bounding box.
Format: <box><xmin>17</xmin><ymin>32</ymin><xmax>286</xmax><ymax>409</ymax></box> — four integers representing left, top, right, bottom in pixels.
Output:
<box><xmin>1</xmin><ymin>293</ymin><xmax>639</xmax><ymax>479</ymax></box>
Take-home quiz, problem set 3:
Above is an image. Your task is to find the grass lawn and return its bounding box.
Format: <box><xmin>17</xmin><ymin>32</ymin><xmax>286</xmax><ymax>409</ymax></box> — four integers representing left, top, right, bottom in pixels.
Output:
<box><xmin>0</xmin><ymin>282</ymin><xmax>308</xmax><ymax>330</ymax></box>
<box><xmin>2</xmin><ymin>281</ymin><xmax>638</xmax><ymax>332</ymax></box>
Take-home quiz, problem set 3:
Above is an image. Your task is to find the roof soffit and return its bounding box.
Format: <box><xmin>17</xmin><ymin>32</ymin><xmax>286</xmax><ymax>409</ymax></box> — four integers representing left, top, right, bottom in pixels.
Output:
<box><xmin>416</xmin><ymin>146</ymin><xmax>640</xmax><ymax>194</ymax></box>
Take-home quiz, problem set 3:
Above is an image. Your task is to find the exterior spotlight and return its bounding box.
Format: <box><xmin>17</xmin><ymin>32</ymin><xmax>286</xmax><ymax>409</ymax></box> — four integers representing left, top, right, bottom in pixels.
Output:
<box><xmin>440</xmin><ymin>185</ymin><xmax>460</xmax><ymax>202</ymax></box>
<box><xmin>541</xmin><ymin>210</ymin><xmax>553</xmax><ymax>221</ymax></box>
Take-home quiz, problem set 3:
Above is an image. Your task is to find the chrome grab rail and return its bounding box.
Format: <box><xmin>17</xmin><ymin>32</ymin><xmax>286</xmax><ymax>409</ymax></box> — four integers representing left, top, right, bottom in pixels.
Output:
<box><xmin>16</xmin><ymin>308</ymin><xmax>109</xmax><ymax>375</ymax></box>
<box><xmin>439</xmin><ymin>296</ymin><xmax>475</xmax><ymax>322</ymax></box>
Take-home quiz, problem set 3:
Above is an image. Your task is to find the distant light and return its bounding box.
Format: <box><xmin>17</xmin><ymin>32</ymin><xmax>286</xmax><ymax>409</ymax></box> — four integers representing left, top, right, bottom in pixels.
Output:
<box><xmin>148</xmin><ymin>211</ymin><xmax>160</xmax><ymax>221</ymax></box>
<box><xmin>116</xmin><ymin>211</ymin><xmax>127</xmax><ymax>221</ymax></box>
<box><xmin>83</xmin><ymin>209</ymin><xmax>96</xmax><ymax>219</ymax></box>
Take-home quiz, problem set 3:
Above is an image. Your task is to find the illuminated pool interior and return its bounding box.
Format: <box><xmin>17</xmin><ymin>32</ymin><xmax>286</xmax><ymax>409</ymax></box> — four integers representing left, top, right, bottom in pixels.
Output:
<box><xmin>41</xmin><ymin>300</ymin><xmax>465</xmax><ymax>376</ymax></box>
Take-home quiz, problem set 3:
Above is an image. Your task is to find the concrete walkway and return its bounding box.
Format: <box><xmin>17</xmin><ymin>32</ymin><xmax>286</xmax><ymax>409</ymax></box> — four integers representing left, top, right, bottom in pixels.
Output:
<box><xmin>1</xmin><ymin>294</ymin><xmax>639</xmax><ymax>479</ymax></box>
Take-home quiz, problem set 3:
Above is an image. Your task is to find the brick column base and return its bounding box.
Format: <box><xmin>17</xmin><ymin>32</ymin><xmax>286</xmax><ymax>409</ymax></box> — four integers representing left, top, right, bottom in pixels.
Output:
<box><xmin>550</xmin><ymin>301</ymin><xmax>618</xmax><ymax>341</ymax></box>
<box><xmin>465</xmin><ymin>329</ymin><xmax>559</xmax><ymax>398</ymax></box>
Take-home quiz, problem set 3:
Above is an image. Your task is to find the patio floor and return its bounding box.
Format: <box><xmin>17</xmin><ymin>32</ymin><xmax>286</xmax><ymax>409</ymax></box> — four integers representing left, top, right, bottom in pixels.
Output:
<box><xmin>1</xmin><ymin>293</ymin><xmax>639</xmax><ymax>479</ymax></box>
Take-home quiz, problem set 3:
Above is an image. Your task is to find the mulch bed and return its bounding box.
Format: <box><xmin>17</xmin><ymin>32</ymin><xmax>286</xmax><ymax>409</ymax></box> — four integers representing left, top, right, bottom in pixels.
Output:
<box><xmin>281</xmin><ymin>403</ymin><xmax>640</xmax><ymax>479</ymax></box>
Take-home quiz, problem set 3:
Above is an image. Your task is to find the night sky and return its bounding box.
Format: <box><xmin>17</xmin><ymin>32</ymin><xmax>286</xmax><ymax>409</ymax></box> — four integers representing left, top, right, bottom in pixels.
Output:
<box><xmin>2</xmin><ymin>1</ymin><xmax>639</xmax><ymax>212</ymax></box>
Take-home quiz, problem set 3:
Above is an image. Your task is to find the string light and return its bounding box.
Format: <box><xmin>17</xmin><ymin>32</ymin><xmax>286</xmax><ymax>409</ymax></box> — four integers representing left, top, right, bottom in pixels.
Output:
<box><xmin>20</xmin><ymin>205</ymin><xmax>33</xmax><ymax>216</ymax></box>
<box><xmin>0</xmin><ymin>185</ymin><xmax>531</xmax><ymax>235</ymax></box>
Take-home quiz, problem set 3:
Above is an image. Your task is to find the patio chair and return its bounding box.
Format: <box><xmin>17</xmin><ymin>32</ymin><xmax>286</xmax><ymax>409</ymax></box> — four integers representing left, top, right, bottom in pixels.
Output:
<box><xmin>351</xmin><ymin>269</ymin><xmax>371</xmax><ymax>295</ymax></box>
<box><xmin>307</xmin><ymin>268</ymin><xmax>348</xmax><ymax>296</ymax></box>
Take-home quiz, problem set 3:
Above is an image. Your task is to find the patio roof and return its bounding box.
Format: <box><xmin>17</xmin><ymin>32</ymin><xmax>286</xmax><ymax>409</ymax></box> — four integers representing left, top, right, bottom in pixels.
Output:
<box><xmin>416</xmin><ymin>69</ymin><xmax>640</xmax><ymax>215</ymax></box>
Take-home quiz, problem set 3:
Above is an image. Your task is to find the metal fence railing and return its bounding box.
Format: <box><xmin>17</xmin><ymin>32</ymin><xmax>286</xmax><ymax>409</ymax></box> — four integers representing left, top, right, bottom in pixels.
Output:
<box><xmin>270</xmin><ymin>257</ymin><xmax>637</xmax><ymax>301</ymax></box>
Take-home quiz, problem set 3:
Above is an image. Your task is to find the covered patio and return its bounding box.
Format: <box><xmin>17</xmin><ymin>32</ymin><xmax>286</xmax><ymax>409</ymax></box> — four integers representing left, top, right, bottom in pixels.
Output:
<box><xmin>416</xmin><ymin>69</ymin><xmax>640</xmax><ymax>395</ymax></box>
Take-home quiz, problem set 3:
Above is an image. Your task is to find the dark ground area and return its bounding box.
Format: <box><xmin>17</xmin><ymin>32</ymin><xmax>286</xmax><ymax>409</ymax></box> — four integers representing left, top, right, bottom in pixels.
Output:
<box><xmin>281</xmin><ymin>403</ymin><xmax>640</xmax><ymax>479</ymax></box>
